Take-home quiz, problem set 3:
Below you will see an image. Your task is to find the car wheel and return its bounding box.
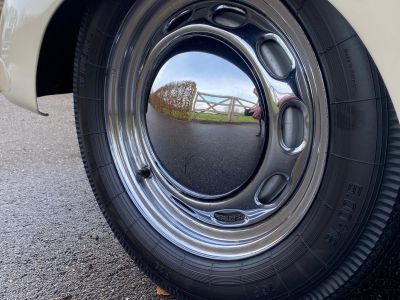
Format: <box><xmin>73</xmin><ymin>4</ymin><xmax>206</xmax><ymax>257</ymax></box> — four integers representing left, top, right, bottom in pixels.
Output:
<box><xmin>74</xmin><ymin>0</ymin><xmax>400</xmax><ymax>298</ymax></box>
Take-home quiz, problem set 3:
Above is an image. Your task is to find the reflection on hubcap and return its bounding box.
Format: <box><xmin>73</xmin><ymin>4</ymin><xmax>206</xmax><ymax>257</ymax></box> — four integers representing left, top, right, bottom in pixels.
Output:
<box><xmin>147</xmin><ymin>51</ymin><xmax>265</xmax><ymax>197</ymax></box>
<box><xmin>105</xmin><ymin>0</ymin><xmax>329</xmax><ymax>260</ymax></box>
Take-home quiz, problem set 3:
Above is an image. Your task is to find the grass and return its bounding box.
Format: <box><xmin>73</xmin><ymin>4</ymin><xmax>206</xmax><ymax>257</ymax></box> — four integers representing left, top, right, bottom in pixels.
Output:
<box><xmin>192</xmin><ymin>112</ymin><xmax>257</xmax><ymax>123</ymax></box>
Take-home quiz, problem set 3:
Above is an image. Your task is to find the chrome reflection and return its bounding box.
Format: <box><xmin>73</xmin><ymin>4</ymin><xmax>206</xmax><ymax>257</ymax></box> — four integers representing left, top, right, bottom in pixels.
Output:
<box><xmin>146</xmin><ymin>52</ymin><xmax>266</xmax><ymax>196</ymax></box>
<box><xmin>105</xmin><ymin>0</ymin><xmax>329</xmax><ymax>260</ymax></box>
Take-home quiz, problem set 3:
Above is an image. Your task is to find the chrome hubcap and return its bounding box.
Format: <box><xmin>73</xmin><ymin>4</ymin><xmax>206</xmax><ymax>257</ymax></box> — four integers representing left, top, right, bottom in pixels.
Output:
<box><xmin>105</xmin><ymin>0</ymin><xmax>329</xmax><ymax>260</ymax></box>
<box><xmin>147</xmin><ymin>50</ymin><xmax>264</xmax><ymax>197</ymax></box>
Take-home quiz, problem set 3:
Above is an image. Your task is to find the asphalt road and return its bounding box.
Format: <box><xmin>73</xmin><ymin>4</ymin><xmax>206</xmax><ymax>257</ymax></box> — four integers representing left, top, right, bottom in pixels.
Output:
<box><xmin>0</xmin><ymin>94</ymin><xmax>158</xmax><ymax>299</ymax></box>
<box><xmin>1</xmin><ymin>94</ymin><xmax>399</xmax><ymax>299</ymax></box>
<box><xmin>147</xmin><ymin>106</ymin><xmax>265</xmax><ymax>195</ymax></box>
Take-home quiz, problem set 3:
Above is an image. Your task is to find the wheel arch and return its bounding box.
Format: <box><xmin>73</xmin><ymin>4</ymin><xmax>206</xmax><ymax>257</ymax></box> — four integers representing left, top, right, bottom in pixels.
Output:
<box><xmin>35</xmin><ymin>0</ymin><xmax>400</xmax><ymax>116</ymax></box>
<box><xmin>1</xmin><ymin>0</ymin><xmax>398</xmax><ymax>117</ymax></box>
<box><xmin>36</xmin><ymin>0</ymin><xmax>87</xmax><ymax>98</ymax></box>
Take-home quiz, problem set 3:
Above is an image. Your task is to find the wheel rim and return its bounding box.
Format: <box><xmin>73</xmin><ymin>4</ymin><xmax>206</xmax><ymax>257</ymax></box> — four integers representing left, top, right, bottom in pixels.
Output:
<box><xmin>105</xmin><ymin>0</ymin><xmax>329</xmax><ymax>260</ymax></box>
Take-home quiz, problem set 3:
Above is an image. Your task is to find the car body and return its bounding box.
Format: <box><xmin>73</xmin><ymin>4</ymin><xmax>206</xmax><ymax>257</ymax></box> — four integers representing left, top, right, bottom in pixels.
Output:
<box><xmin>0</xmin><ymin>0</ymin><xmax>399</xmax><ymax>116</ymax></box>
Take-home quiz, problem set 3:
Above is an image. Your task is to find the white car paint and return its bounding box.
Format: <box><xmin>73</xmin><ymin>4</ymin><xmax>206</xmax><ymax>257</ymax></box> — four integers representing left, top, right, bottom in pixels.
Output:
<box><xmin>0</xmin><ymin>0</ymin><xmax>63</xmax><ymax>113</ymax></box>
<box><xmin>0</xmin><ymin>0</ymin><xmax>398</xmax><ymax>116</ymax></box>
<box><xmin>329</xmin><ymin>0</ymin><xmax>400</xmax><ymax>114</ymax></box>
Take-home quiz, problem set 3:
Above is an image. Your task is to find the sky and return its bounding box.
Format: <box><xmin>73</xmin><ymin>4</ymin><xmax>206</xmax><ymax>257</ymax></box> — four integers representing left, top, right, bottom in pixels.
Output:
<box><xmin>151</xmin><ymin>51</ymin><xmax>258</xmax><ymax>105</ymax></box>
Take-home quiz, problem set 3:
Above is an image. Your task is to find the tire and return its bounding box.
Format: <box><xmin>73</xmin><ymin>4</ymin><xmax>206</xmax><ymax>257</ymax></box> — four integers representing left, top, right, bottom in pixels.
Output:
<box><xmin>74</xmin><ymin>0</ymin><xmax>400</xmax><ymax>299</ymax></box>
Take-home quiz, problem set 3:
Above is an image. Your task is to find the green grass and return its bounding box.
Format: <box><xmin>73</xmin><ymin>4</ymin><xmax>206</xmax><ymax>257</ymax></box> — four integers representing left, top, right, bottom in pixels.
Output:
<box><xmin>192</xmin><ymin>112</ymin><xmax>256</xmax><ymax>123</ymax></box>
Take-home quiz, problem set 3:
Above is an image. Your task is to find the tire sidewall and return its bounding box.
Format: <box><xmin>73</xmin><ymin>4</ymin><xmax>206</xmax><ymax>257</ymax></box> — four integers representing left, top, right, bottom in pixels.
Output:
<box><xmin>74</xmin><ymin>1</ymin><xmax>388</xmax><ymax>299</ymax></box>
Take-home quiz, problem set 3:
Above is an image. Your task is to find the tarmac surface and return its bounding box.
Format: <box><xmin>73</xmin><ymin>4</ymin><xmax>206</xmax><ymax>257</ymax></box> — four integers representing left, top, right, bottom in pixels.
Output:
<box><xmin>0</xmin><ymin>94</ymin><xmax>399</xmax><ymax>299</ymax></box>
<box><xmin>0</xmin><ymin>94</ymin><xmax>157</xmax><ymax>299</ymax></box>
<box><xmin>147</xmin><ymin>105</ymin><xmax>265</xmax><ymax>195</ymax></box>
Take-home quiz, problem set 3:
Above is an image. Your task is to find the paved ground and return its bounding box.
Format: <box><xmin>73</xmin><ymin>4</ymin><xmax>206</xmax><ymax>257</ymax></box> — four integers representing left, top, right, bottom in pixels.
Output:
<box><xmin>0</xmin><ymin>94</ymin><xmax>158</xmax><ymax>299</ymax></box>
<box><xmin>147</xmin><ymin>106</ymin><xmax>264</xmax><ymax>195</ymax></box>
<box><xmin>0</xmin><ymin>94</ymin><xmax>399</xmax><ymax>299</ymax></box>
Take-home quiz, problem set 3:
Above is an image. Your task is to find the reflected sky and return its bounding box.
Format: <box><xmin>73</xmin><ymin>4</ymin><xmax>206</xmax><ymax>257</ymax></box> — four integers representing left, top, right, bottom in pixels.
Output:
<box><xmin>152</xmin><ymin>52</ymin><xmax>258</xmax><ymax>104</ymax></box>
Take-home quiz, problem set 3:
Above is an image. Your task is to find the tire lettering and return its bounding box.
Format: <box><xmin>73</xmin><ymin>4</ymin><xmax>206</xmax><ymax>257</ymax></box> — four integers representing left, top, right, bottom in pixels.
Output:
<box><xmin>325</xmin><ymin>183</ymin><xmax>363</xmax><ymax>246</ymax></box>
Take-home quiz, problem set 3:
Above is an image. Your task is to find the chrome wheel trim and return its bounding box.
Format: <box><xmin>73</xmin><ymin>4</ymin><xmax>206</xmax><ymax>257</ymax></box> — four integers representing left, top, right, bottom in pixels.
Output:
<box><xmin>105</xmin><ymin>0</ymin><xmax>329</xmax><ymax>260</ymax></box>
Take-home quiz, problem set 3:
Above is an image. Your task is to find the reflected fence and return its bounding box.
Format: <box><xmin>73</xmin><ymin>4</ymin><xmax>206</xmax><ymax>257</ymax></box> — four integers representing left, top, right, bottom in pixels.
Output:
<box><xmin>190</xmin><ymin>91</ymin><xmax>257</xmax><ymax>123</ymax></box>
<box><xmin>149</xmin><ymin>82</ymin><xmax>257</xmax><ymax>123</ymax></box>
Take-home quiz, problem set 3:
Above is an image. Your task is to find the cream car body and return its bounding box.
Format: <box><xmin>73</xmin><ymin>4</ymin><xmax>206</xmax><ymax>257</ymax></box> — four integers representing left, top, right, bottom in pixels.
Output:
<box><xmin>0</xmin><ymin>0</ymin><xmax>399</xmax><ymax>116</ymax></box>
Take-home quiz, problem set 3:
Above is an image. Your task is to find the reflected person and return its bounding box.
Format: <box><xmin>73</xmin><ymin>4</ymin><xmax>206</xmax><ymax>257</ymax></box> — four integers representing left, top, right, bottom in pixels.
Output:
<box><xmin>249</xmin><ymin>88</ymin><xmax>264</xmax><ymax>137</ymax></box>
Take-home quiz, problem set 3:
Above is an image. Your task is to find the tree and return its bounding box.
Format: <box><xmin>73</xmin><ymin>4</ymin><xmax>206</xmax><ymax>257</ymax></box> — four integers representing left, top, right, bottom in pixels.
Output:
<box><xmin>149</xmin><ymin>81</ymin><xmax>197</xmax><ymax>120</ymax></box>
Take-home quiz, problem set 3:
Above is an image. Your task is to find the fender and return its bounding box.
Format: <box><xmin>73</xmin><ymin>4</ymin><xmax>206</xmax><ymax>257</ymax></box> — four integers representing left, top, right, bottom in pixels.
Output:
<box><xmin>329</xmin><ymin>0</ymin><xmax>400</xmax><ymax>112</ymax></box>
<box><xmin>0</xmin><ymin>0</ymin><xmax>64</xmax><ymax>114</ymax></box>
<box><xmin>0</xmin><ymin>0</ymin><xmax>399</xmax><ymax>116</ymax></box>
